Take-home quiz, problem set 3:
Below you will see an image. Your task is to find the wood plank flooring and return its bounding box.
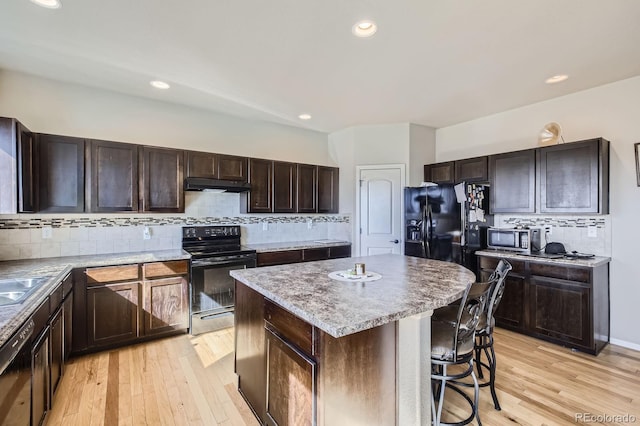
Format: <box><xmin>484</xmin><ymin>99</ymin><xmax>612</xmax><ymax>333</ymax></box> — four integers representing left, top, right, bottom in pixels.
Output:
<box><xmin>47</xmin><ymin>327</ymin><xmax>640</xmax><ymax>426</ymax></box>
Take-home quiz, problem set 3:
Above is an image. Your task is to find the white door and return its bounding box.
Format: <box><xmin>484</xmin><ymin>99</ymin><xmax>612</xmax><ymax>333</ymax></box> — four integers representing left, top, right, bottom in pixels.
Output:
<box><xmin>358</xmin><ymin>166</ymin><xmax>404</xmax><ymax>256</ymax></box>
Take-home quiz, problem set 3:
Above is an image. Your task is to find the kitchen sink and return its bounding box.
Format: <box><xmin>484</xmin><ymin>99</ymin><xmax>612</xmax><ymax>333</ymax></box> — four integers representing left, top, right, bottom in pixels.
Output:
<box><xmin>0</xmin><ymin>277</ymin><xmax>52</xmax><ymax>306</ymax></box>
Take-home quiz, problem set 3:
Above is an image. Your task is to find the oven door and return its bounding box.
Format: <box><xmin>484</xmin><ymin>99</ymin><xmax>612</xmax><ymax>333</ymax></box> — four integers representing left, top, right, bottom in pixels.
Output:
<box><xmin>190</xmin><ymin>254</ymin><xmax>256</xmax><ymax>335</ymax></box>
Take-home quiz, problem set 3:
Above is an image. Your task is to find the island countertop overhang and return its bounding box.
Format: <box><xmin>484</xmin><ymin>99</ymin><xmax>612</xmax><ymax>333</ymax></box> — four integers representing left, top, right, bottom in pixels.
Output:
<box><xmin>230</xmin><ymin>253</ymin><xmax>475</xmax><ymax>338</ymax></box>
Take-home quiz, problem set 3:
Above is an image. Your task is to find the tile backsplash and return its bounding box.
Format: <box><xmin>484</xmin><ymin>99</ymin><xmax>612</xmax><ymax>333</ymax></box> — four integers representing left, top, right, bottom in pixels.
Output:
<box><xmin>495</xmin><ymin>214</ymin><xmax>611</xmax><ymax>256</ymax></box>
<box><xmin>0</xmin><ymin>192</ymin><xmax>351</xmax><ymax>261</ymax></box>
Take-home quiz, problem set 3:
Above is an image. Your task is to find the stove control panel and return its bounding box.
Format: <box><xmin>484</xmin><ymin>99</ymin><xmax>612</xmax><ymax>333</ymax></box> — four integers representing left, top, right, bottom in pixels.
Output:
<box><xmin>183</xmin><ymin>225</ymin><xmax>240</xmax><ymax>240</ymax></box>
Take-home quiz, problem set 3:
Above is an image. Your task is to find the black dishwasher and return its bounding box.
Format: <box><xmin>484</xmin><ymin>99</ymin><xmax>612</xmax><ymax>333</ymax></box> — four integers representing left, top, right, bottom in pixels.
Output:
<box><xmin>0</xmin><ymin>319</ymin><xmax>34</xmax><ymax>426</ymax></box>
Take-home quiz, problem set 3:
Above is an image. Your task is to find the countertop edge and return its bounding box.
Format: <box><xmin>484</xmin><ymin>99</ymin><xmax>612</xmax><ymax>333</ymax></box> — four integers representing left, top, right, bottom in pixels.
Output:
<box><xmin>476</xmin><ymin>249</ymin><xmax>611</xmax><ymax>267</ymax></box>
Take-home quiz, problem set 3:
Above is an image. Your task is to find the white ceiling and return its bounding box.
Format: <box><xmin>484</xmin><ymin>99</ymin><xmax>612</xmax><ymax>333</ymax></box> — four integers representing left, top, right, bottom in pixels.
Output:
<box><xmin>1</xmin><ymin>0</ymin><xmax>639</xmax><ymax>133</ymax></box>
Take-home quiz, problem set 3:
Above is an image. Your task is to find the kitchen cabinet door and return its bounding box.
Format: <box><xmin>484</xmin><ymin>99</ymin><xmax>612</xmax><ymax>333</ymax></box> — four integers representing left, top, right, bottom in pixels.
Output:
<box><xmin>537</xmin><ymin>138</ymin><xmax>609</xmax><ymax>214</ymax></box>
<box><xmin>87</xmin><ymin>139</ymin><xmax>138</xmax><ymax>212</ymax></box>
<box><xmin>455</xmin><ymin>156</ymin><xmax>488</xmax><ymax>183</ymax></box>
<box><xmin>273</xmin><ymin>161</ymin><xmax>297</xmax><ymax>213</ymax></box>
<box><xmin>142</xmin><ymin>276</ymin><xmax>189</xmax><ymax>336</ymax></box>
<box><xmin>217</xmin><ymin>154</ymin><xmax>248</xmax><ymax>181</ymax></box>
<box><xmin>489</xmin><ymin>149</ymin><xmax>536</xmax><ymax>213</ymax></box>
<box><xmin>297</xmin><ymin>164</ymin><xmax>317</xmax><ymax>213</ymax></box>
<box><xmin>63</xmin><ymin>293</ymin><xmax>73</xmax><ymax>363</ymax></box>
<box><xmin>246</xmin><ymin>158</ymin><xmax>273</xmax><ymax>213</ymax></box>
<box><xmin>265</xmin><ymin>327</ymin><xmax>316</xmax><ymax>426</ymax></box>
<box><xmin>317</xmin><ymin>166</ymin><xmax>339</xmax><ymax>213</ymax></box>
<box><xmin>87</xmin><ymin>282</ymin><xmax>139</xmax><ymax>348</ymax></box>
<box><xmin>38</xmin><ymin>134</ymin><xmax>85</xmax><ymax>213</ymax></box>
<box><xmin>31</xmin><ymin>329</ymin><xmax>49</xmax><ymax>426</ymax></box>
<box><xmin>424</xmin><ymin>161</ymin><xmax>455</xmax><ymax>184</ymax></box>
<box><xmin>186</xmin><ymin>150</ymin><xmax>217</xmax><ymax>178</ymax></box>
<box><xmin>529</xmin><ymin>276</ymin><xmax>592</xmax><ymax>351</ymax></box>
<box><xmin>49</xmin><ymin>307</ymin><xmax>64</xmax><ymax>399</ymax></box>
<box><xmin>481</xmin><ymin>270</ymin><xmax>527</xmax><ymax>331</ymax></box>
<box><xmin>17</xmin><ymin>121</ymin><xmax>37</xmax><ymax>212</ymax></box>
<box><xmin>139</xmin><ymin>146</ymin><xmax>184</xmax><ymax>212</ymax></box>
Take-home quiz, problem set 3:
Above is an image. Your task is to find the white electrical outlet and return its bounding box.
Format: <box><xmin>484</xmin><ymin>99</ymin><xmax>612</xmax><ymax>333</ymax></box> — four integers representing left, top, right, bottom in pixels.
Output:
<box><xmin>42</xmin><ymin>226</ymin><xmax>53</xmax><ymax>239</ymax></box>
<box><xmin>143</xmin><ymin>226</ymin><xmax>151</xmax><ymax>240</ymax></box>
<box><xmin>587</xmin><ymin>226</ymin><xmax>597</xmax><ymax>238</ymax></box>
<box><xmin>262</xmin><ymin>222</ymin><xmax>269</xmax><ymax>231</ymax></box>
<box><xmin>545</xmin><ymin>226</ymin><xmax>552</xmax><ymax>236</ymax></box>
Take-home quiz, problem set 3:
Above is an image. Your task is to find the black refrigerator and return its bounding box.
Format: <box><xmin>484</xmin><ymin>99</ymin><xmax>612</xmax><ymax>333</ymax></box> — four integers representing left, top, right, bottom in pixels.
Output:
<box><xmin>404</xmin><ymin>183</ymin><xmax>492</xmax><ymax>276</ymax></box>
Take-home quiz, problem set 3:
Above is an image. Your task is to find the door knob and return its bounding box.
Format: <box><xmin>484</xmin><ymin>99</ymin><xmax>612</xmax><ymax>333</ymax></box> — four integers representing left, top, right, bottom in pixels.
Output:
<box><xmin>390</xmin><ymin>239</ymin><xmax>399</xmax><ymax>244</ymax></box>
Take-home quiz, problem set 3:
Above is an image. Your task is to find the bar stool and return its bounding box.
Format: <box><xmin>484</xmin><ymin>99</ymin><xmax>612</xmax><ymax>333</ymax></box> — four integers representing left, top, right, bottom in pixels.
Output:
<box><xmin>474</xmin><ymin>259</ymin><xmax>512</xmax><ymax>410</ymax></box>
<box><xmin>431</xmin><ymin>280</ymin><xmax>492</xmax><ymax>426</ymax></box>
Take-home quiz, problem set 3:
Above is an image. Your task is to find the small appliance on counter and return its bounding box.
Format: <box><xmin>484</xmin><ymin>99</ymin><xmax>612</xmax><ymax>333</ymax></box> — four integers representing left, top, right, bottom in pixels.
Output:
<box><xmin>545</xmin><ymin>242</ymin><xmax>566</xmax><ymax>255</ymax></box>
<box><xmin>486</xmin><ymin>227</ymin><xmax>542</xmax><ymax>254</ymax></box>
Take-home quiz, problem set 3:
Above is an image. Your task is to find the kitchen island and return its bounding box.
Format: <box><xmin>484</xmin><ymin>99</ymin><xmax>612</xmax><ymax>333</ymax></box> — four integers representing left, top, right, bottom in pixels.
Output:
<box><xmin>230</xmin><ymin>253</ymin><xmax>475</xmax><ymax>426</ymax></box>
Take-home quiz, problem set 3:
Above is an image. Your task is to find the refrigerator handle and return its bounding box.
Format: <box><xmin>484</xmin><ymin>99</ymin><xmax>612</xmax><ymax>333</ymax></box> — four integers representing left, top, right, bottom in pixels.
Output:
<box><xmin>423</xmin><ymin>205</ymin><xmax>431</xmax><ymax>258</ymax></box>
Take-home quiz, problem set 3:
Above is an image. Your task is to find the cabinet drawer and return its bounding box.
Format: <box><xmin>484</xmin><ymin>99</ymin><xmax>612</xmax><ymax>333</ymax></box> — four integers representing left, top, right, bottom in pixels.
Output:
<box><xmin>62</xmin><ymin>273</ymin><xmax>73</xmax><ymax>297</ymax></box>
<box><xmin>329</xmin><ymin>245</ymin><xmax>351</xmax><ymax>259</ymax></box>
<box><xmin>86</xmin><ymin>264</ymin><xmax>139</xmax><ymax>284</ymax></box>
<box><xmin>264</xmin><ymin>299</ymin><xmax>313</xmax><ymax>355</ymax></box>
<box><xmin>143</xmin><ymin>260</ymin><xmax>189</xmax><ymax>279</ymax></box>
<box><xmin>49</xmin><ymin>283</ymin><xmax>64</xmax><ymax>314</ymax></box>
<box><xmin>479</xmin><ymin>256</ymin><xmax>525</xmax><ymax>275</ymax></box>
<box><xmin>302</xmin><ymin>247</ymin><xmax>329</xmax><ymax>262</ymax></box>
<box><xmin>257</xmin><ymin>250</ymin><xmax>303</xmax><ymax>267</ymax></box>
<box><xmin>530</xmin><ymin>263</ymin><xmax>590</xmax><ymax>283</ymax></box>
<box><xmin>32</xmin><ymin>298</ymin><xmax>50</xmax><ymax>338</ymax></box>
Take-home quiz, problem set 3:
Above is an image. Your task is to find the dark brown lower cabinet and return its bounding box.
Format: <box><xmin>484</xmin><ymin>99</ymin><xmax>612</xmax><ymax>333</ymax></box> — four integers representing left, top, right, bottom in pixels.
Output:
<box><xmin>235</xmin><ymin>281</ymin><xmax>396</xmax><ymax>426</ymax></box>
<box><xmin>265</xmin><ymin>327</ymin><xmax>316</xmax><ymax>426</ymax></box>
<box><xmin>142</xmin><ymin>276</ymin><xmax>189</xmax><ymax>336</ymax></box>
<box><xmin>257</xmin><ymin>245</ymin><xmax>351</xmax><ymax>267</ymax></box>
<box><xmin>63</xmin><ymin>294</ymin><xmax>73</xmax><ymax>363</ymax></box>
<box><xmin>49</xmin><ymin>307</ymin><xmax>64</xmax><ymax>399</ymax></box>
<box><xmin>478</xmin><ymin>255</ymin><xmax>609</xmax><ymax>354</ymax></box>
<box><xmin>31</xmin><ymin>329</ymin><xmax>49</xmax><ymax>426</ymax></box>
<box><xmin>87</xmin><ymin>282</ymin><xmax>139</xmax><ymax>348</ymax></box>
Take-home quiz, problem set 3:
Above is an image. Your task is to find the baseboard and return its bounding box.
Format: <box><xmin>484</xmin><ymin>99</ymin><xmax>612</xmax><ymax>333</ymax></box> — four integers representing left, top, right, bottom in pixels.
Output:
<box><xmin>610</xmin><ymin>338</ymin><xmax>640</xmax><ymax>352</ymax></box>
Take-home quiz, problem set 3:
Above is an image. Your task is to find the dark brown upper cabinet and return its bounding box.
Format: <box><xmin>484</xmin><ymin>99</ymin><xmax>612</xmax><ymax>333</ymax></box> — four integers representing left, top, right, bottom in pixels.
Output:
<box><xmin>217</xmin><ymin>154</ymin><xmax>248</xmax><ymax>181</ymax></box>
<box><xmin>245</xmin><ymin>158</ymin><xmax>273</xmax><ymax>213</ymax></box>
<box><xmin>87</xmin><ymin>140</ymin><xmax>138</xmax><ymax>212</ymax></box>
<box><xmin>537</xmin><ymin>138</ymin><xmax>609</xmax><ymax>214</ymax></box>
<box><xmin>185</xmin><ymin>150</ymin><xmax>217</xmax><ymax>178</ymax></box>
<box><xmin>38</xmin><ymin>134</ymin><xmax>85</xmax><ymax>213</ymax></box>
<box><xmin>424</xmin><ymin>161</ymin><xmax>455</xmax><ymax>184</ymax></box>
<box><xmin>273</xmin><ymin>161</ymin><xmax>297</xmax><ymax>213</ymax></box>
<box><xmin>0</xmin><ymin>117</ymin><xmax>37</xmax><ymax>213</ymax></box>
<box><xmin>297</xmin><ymin>163</ymin><xmax>317</xmax><ymax>213</ymax></box>
<box><xmin>489</xmin><ymin>149</ymin><xmax>536</xmax><ymax>214</ymax></box>
<box><xmin>455</xmin><ymin>156</ymin><xmax>488</xmax><ymax>183</ymax></box>
<box><xmin>317</xmin><ymin>166</ymin><xmax>339</xmax><ymax>213</ymax></box>
<box><xmin>139</xmin><ymin>146</ymin><xmax>184</xmax><ymax>213</ymax></box>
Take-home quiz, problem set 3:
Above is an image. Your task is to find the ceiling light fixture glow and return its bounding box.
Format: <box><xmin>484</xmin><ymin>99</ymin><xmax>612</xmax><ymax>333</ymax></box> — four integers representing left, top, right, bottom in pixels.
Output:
<box><xmin>352</xmin><ymin>20</ymin><xmax>377</xmax><ymax>38</ymax></box>
<box><xmin>545</xmin><ymin>74</ymin><xmax>569</xmax><ymax>84</ymax></box>
<box><xmin>298</xmin><ymin>114</ymin><xmax>312</xmax><ymax>120</ymax></box>
<box><xmin>150</xmin><ymin>80</ymin><xmax>170</xmax><ymax>90</ymax></box>
<box><xmin>29</xmin><ymin>0</ymin><xmax>62</xmax><ymax>9</ymax></box>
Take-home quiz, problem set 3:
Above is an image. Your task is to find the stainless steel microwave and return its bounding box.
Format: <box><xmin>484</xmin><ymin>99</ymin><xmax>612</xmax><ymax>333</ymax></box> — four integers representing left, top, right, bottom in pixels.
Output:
<box><xmin>487</xmin><ymin>228</ymin><xmax>541</xmax><ymax>254</ymax></box>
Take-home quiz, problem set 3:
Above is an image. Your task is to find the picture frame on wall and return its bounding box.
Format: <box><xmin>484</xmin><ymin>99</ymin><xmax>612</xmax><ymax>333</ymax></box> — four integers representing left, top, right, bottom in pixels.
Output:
<box><xmin>636</xmin><ymin>143</ymin><xmax>640</xmax><ymax>187</ymax></box>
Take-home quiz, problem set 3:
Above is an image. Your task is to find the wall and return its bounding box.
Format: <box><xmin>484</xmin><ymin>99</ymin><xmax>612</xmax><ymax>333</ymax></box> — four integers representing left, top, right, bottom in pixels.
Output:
<box><xmin>435</xmin><ymin>76</ymin><xmax>640</xmax><ymax>349</ymax></box>
<box><xmin>0</xmin><ymin>70</ymin><xmax>351</xmax><ymax>257</ymax></box>
<box><xmin>0</xmin><ymin>70</ymin><xmax>330</xmax><ymax>164</ymax></box>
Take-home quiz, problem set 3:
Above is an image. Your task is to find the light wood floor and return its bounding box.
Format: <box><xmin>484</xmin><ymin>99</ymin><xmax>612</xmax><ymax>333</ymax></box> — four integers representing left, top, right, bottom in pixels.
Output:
<box><xmin>48</xmin><ymin>327</ymin><xmax>640</xmax><ymax>426</ymax></box>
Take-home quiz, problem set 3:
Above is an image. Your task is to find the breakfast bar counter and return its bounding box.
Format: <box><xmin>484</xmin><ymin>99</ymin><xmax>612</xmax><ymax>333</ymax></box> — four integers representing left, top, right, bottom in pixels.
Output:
<box><xmin>231</xmin><ymin>253</ymin><xmax>475</xmax><ymax>426</ymax></box>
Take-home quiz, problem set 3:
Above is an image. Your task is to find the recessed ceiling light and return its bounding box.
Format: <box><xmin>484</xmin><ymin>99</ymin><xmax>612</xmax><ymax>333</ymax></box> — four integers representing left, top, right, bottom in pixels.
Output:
<box><xmin>298</xmin><ymin>114</ymin><xmax>312</xmax><ymax>120</ymax></box>
<box><xmin>29</xmin><ymin>0</ymin><xmax>62</xmax><ymax>9</ymax></box>
<box><xmin>545</xmin><ymin>74</ymin><xmax>569</xmax><ymax>84</ymax></box>
<box><xmin>352</xmin><ymin>20</ymin><xmax>377</xmax><ymax>38</ymax></box>
<box><xmin>150</xmin><ymin>80</ymin><xmax>170</xmax><ymax>90</ymax></box>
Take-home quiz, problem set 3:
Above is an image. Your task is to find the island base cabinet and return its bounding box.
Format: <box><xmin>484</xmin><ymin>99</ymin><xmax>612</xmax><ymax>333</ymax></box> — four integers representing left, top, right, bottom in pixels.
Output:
<box><xmin>235</xmin><ymin>281</ymin><xmax>266</xmax><ymax>422</ymax></box>
<box><xmin>265</xmin><ymin>328</ymin><xmax>316</xmax><ymax>426</ymax></box>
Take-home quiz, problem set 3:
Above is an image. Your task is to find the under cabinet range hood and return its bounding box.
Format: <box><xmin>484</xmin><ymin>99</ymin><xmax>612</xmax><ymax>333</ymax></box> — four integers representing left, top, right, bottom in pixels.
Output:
<box><xmin>184</xmin><ymin>177</ymin><xmax>251</xmax><ymax>192</ymax></box>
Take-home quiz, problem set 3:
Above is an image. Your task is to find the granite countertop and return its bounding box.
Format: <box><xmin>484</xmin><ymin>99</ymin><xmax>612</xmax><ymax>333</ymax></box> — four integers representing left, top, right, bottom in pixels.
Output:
<box><xmin>476</xmin><ymin>249</ymin><xmax>611</xmax><ymax>268</ymax></box>
<box><xmin>0</xmin><ymin>249</ymin><xmax>190</xmax><ymax>348</ymax></box>
<box><xmin>246</xmin><ymin>239</ymin><xmax>351</xmax><ymax>253</ymax></box>
<box><xmin>231</xmin><ymin>253</ymin><xmax>475</xmax><ymax>338</ymax></box>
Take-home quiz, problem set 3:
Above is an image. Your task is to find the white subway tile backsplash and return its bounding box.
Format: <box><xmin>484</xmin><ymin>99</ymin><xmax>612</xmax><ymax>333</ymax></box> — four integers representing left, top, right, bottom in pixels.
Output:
<box><xmin>40</xmin><ymin>242</ymin><xmax>61</xmax><ymax>258</ymax></box>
